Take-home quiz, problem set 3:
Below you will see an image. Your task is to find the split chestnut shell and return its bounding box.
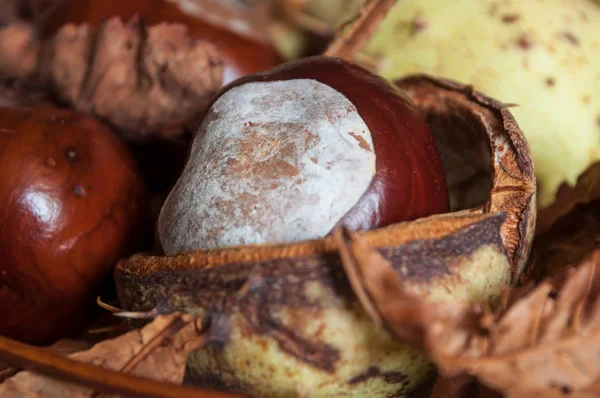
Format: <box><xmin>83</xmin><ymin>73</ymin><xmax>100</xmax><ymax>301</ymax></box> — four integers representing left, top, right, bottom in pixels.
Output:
<box><xmin>115</xmin><ymin>75</ymin><xmax>536</xmax><ymax>397</ymax></box>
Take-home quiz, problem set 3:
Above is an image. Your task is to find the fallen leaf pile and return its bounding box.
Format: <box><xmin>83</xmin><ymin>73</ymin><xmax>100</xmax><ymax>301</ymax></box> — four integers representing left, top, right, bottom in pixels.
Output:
<box><xmin>0</xmin><ymin>17</ymin><xmax>224</xmax><ymax>141</ymax></box>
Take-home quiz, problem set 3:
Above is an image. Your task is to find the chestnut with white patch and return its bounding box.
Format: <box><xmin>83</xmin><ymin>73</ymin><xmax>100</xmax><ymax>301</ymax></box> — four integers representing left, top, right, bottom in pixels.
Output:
<box><xmin>159</xmin><ymin>56</ymin><xmax>449</xmax><ymax>253</ymax></box>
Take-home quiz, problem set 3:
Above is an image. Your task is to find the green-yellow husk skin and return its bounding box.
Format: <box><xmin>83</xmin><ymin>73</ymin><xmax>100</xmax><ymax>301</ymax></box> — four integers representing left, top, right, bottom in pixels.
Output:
<box><xmin>365</xmin><ymin>0</ymin><xmax>600</xmax><ymax>207</ymax></box>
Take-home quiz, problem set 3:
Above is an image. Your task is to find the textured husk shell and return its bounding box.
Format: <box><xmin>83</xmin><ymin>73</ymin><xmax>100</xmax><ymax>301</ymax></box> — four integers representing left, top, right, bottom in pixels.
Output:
<box><xmin>115</xmin><ymin>75</ymin><xmax>536</xmax><ymax>397</ymax></box>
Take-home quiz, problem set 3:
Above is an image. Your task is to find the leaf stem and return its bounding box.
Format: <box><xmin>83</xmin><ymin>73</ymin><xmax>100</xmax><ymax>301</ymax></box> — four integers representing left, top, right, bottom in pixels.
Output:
<box><xmin>0</xmin><ymin>334</ymin><xmax>245</xmax><ymax>398</ymax></box>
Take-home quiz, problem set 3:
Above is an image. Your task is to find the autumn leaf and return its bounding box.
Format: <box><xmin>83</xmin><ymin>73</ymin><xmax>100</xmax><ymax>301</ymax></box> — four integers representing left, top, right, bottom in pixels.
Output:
<box><xmin>528</xmin><ymin>162</ymin><xmax>600</xmax><ymax>280</ymax></box>
<box><xmin>0</xmin><ymin>312</ymin><xmax>239</xmax><ymax>398</ymax></box>
<box><xmin>336</xmin><ymin>228</ymin><xmax>600</xmax><ymax>397</ymax></box>
<box><xmin>537</xmin><ymin>161</ymin><xmax>600</xmax><ymax>234</ymax></box>
<box><xmin>334</xmin><ymin>227</ymin><xmax>490</xmax><ymax>356</ymax></box>
<box><xmin>0</xmin><ymin>17</ymin><xmax>224</xmax><ymax>141</ymax></box>
<box><xmin>432</xmin><ymin>251</ymin><xmax>600</xmax><ymax>396</ymax></box>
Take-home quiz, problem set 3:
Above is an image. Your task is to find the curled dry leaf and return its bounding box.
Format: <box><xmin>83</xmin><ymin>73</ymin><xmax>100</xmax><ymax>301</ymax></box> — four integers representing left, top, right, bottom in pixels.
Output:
<box><xmin>0</xmin><ymin>17</ymin><xmax>224</xmax><ymax>141</ymax></box>
<box><xmin>537</xmin><ymin>161</ymin><xmax>600</xmax><ymax>234</ymax></box>
<box><xmin>0</xmin><ymin>313</ymin><xmax>235</xmax><ymax>398</ymax></box>
<box><xmin>529</xmin><ymin>161</ymin><xmax>600</xmax><ymax>280</ymax></box>
<box><xmin>334</xmin><ymin>227</ymin><xmax>490</xmax><ymax>356</ymax></box>
<box><xmin>337</xmin><ymin>230</ymin><xmax>600</xmax><ymax>397</ymax></box>
<box><xmin>436</xmin><ymin>251</ymin><xmax>600</xmax><ymax>397</ymax></box>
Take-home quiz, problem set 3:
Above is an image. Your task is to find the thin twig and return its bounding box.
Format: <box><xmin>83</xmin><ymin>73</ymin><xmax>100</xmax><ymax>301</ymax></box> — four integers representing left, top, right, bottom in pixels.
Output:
<box><xmin>114</xmin><ymin>308</ymin><xmax>161</xmax><ymax>319</ymax></box>
<box><xmin>0</xmin><ymin>334</ymin><xmax>245</xmax><ymax>398</ymax></box>
<box><xmin>97</xmin><ymin>296</ymin><xmax>164</xmax><ymax>319</ymax></box>
<box><xmin>324</xmin><ymin>0</ymin><xmax>397</xmax><ymax>60</ymax></box>
<box><xmin>96</xmin><ymin>296</ymin><xmax>122</xmax><ymax>313</ymax></box>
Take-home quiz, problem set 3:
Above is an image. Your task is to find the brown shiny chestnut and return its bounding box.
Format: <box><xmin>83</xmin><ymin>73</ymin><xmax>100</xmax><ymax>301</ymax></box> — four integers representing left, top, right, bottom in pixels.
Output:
<box><xmin>41</xmin><ymin>0</ymin><xmax>283</xmax><ymax>84</ymax></box>
<box><xmin>0</xmin><ymin>106</ymin><xmax>147</xmax><ymax>344</ymax></box>
<box><xmin>158</xmin><ymin>56</ymin><xmax>449</xmax><ymax>254</ymax></box>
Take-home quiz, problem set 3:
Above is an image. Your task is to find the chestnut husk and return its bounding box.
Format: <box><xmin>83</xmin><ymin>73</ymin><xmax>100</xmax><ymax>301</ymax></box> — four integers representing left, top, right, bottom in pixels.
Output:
<box><xmin>115</xmin><ymin>75</ymin><xmax>536</xmax><ymax>397</ymax></box>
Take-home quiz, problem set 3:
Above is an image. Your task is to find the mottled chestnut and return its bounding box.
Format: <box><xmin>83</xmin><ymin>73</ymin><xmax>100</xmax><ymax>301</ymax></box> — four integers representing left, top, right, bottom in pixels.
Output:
<box><xmin>0</xmin><ymin>106</ymin><xmax>146</xmax><ymax>344</ymax></box>
<box><xmin>158</xmin><ymin>56</ymin><xmax>449</xmax><ymax>253</ymax></box>
<box><xmin>42</xmin><ymin>0</ymin><xmax>282</xmax><ymax>84</ymax></box>
<box><xmin>116</xmin><ymin>76</ymin><xmax>536</xmax><ymax>397</ymax></box>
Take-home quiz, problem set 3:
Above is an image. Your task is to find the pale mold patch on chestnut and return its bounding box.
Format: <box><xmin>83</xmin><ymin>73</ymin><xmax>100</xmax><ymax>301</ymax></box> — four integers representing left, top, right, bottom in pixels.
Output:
<box><xmin>158</xmin><ymin>79</ymin><xmax>376</xmax><ymax>254</ymax></box>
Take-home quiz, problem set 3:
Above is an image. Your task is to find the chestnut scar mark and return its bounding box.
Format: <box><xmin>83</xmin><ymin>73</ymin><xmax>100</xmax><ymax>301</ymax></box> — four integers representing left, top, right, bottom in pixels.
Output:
<box><xmin>65</xmin><ymin>148</ymin><xmax>78</xmax><ymax>160</ymax></box>
<box><xmin>348</xmin><ymin>131</ymin><xmax>372</xmax><ymax>152</ymax></box>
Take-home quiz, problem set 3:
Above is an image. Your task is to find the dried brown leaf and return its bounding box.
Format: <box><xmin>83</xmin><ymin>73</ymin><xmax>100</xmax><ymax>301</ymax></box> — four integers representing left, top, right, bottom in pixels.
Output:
<box><xmin>0</xmin><ymin>17</ymin><xmax>224</xmax><ymax>141</ymax></box>
<box><xmin>337</xmin><ymin>230</ymin><xmax>600</xmax><ymax>397</ymax></box>
<box><xmin>335</xmin><ymin>227</ymin><xmax>489</xmax><ymax>356</ymax></box>
<box><xmin>0</xmin><ymin>313</ymin><xmax>234</xmax><ymax>398</ymax></box>
<box><xmin>437</xmin><ymin>252</ymin><xmax>600</xmax><ymax>396</ymax></box>
<box><xmin>529</xmin><ymin>212</ymin><xmax>600</xmax><ymax>281</ymax></box>
<box><xmin>538</xmin><ymin>162</ymin><xmax>600</xmax><ymax>233</ymax></box>
<box><xmin>528</xmin><ymin>162</ymin><xmax>600</xmax><ymax>280</ymax></box>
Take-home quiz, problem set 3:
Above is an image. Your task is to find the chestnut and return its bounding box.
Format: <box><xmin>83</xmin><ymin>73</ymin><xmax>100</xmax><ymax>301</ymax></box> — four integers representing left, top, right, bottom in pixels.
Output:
<box><xmin>41</xmin><ymin>0</ymin><xmax>283</xmax><ymax>84</ymax></box>
<box><xmin>0</xmin><ymin>106</ymin><xmax>147</xmax><ymax>344</ymax></box>
<box><xmin>158</xmin><ymin>56</ymin><xmax>449</xmax><ymax>254</ymax></box>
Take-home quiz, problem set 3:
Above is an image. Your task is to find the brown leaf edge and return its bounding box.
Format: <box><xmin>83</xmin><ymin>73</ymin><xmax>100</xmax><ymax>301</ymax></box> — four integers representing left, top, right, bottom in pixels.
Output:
<box><xmin>334</xmin><ymin>227</ymin><xmax>486</xmax><ymax>349</ymax></box>
<box><xmin>0</xmin><ymin>313</ymin><xmax>245</xmax><ymax>398</ymax></box>
<box><xmin>537</xmin><ymin>161</ymin><xmax>600</xmax><ymax>234</ymax></box>
<box><xmin>336</xmin><ymin>228</ymin><xmax>600</xmax><ymax>397</ymax></box>
<box><xmin>528</xmin><ymin>161</ymin><xmax>600</xmax><ymax>280</ymax></box>
<box><xmin>434</xmin><ymin>251</ymin><xmax>600</xmax><ymax>397</ymax></box>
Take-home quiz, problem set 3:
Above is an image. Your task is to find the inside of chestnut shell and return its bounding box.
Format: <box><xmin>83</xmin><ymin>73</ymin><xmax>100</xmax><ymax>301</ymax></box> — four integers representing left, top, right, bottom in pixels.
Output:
<box><xmin>403</xmin><ymin>86</ymin><xmax>492</xmax><ymax>213</ymax></box>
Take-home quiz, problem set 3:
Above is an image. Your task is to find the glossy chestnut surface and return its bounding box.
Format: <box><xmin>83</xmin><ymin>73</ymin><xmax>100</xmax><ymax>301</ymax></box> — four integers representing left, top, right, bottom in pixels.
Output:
<box><xmin>41</xmin><ymin>0</ymin><xmax>282</xmax><ymax>84</ymax></box>
<box><xmin>0</xmin><ymin>106</ymin><xmax>147</xmax><ymax>344</ymax></box>
<box><xmin>216</xmin><ymin>56</ymin><xmax>449</xmax><ymax>232</ymax></box>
